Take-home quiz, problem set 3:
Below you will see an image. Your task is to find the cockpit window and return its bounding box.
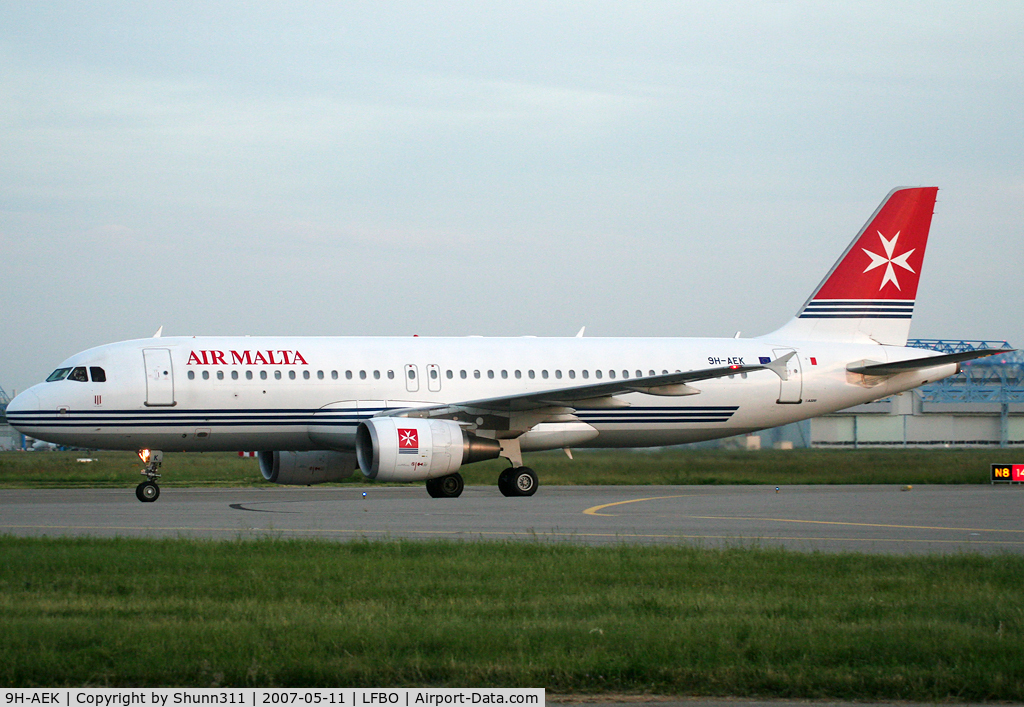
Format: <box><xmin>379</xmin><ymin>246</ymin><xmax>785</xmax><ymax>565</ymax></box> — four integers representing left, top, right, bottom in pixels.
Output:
<box><xmin>90</xmin><ymin>367</ymin><xmax>106</xmax><ymax>382</ymax></box>
<box><xmin>46</xmin><ymin>368</ymin><xmax>72</xmax><ymax>382</ymax></box>
<box><xmin>68</xmin><ymin>367</ymin><xmax>89</xmax><ymax>382</ymax></box>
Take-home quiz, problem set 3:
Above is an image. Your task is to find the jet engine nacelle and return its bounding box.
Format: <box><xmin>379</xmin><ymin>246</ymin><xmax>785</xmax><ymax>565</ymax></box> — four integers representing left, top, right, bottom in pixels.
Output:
<box><xmin>258</xmin><ymin>450</ymin><xmax>358</xmax><ymax>485</ymax></box>
<box><xmin>355</xmin><ymin>417</ymin><xmax>502</xmax><ymax>482</ymax></box>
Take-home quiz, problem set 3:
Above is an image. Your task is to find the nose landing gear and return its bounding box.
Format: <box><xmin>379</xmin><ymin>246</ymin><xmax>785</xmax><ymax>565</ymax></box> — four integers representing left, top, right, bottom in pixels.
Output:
<box><xmin>136</xmin><ymin>449</ymin><xmax>164</xmax><ymax>503</ymax></box>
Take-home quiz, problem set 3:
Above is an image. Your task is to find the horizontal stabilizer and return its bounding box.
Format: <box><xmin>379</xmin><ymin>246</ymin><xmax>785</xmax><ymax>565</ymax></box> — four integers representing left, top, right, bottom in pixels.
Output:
<box><xmin>846</xmin><ymin>348</ymin><xmax>1011</xmax><ymax>376</ymax></box>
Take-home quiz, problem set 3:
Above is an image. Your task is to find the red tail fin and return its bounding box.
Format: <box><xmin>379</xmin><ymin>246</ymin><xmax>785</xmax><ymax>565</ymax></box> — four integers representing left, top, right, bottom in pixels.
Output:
<box><xmin>768</xmin><ymin>187</ymin><xmax>938</xmax><ymax>345</ymax></box>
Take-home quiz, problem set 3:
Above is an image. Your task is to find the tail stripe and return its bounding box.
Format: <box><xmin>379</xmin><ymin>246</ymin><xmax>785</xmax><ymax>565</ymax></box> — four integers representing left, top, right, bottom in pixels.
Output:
<box><xmin>800</xmin><ymin>299</ymin><xmax>915</xmax><ymax>319</ymax></box>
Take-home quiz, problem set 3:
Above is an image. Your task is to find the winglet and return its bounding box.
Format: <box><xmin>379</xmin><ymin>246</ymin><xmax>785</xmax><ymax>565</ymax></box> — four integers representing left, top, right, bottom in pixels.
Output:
<box><xmin>575</xmin><ymin>326</ymin><xmax>586</xmax><ymax>338</ymax></box>
<box><xmin>153</xmin><ymin>326</ymin><xmax>163</xmax><ymax>338</ymax></box>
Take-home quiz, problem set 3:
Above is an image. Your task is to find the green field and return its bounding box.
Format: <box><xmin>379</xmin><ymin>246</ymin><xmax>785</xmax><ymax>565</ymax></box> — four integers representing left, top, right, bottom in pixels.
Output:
<box><xmin>1</xmin><ymin>536</ymin><xmax>1022</xmax><ymax>697</ymax></box>
<box><xmin>0</xmin><ymin>448</ymin><xmax>1002</xmax><ymax>488</ymax></box>
<box><xmin>2</xmin><ymin>450</ymin><xmax>1019</xmax><ymax>696</ymax></box>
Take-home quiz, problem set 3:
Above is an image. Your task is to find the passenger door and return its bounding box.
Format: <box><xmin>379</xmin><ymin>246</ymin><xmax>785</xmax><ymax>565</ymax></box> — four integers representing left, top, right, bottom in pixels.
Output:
<box><xmin>773</xmin><ymin>348</ymin><xmax>802</xmax><ymax>404</ymax></box>
<box><xmin>143</xmin><ymin>348</ymin><xmax>176</xmax><ymax>406</ymax></box>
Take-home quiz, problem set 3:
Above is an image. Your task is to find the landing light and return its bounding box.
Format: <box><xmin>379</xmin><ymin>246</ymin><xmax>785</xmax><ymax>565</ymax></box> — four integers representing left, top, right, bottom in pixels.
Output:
<box><xmin>138</xmin><ymin>449</ymin><xmax>151</xmax><ymax>463</ymax></box>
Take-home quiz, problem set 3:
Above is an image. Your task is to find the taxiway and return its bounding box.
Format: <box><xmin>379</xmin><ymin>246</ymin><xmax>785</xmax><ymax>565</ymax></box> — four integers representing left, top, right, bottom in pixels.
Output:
<box><xmin>1</xmin><ymin>484</ymin><xmax>1021</xmax><ymax>554</ymax></box>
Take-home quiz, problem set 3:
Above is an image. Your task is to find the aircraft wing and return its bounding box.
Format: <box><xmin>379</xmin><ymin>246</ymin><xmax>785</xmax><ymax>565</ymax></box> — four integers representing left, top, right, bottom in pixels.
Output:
<box><xmin>381</xmin><ymin>353</ymin><xmax>795</xmax><ymax>428</ymax></box>
<box><xmin>846</xmin><ymin>348</ymin><xmax>1012</xmax><ymax>376</ymax></box>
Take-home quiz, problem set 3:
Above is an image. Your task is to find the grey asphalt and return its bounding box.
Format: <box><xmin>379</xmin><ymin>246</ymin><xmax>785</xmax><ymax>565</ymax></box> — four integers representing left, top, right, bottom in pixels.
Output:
<box><xmin>2</xmin><ymin>484</ymin><xmax>1022</xmax><ymax>553</ymax></box>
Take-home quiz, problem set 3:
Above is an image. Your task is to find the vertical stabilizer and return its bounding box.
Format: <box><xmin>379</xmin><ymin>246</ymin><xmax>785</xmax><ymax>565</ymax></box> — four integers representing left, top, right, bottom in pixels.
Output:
<box><xmin>767</xmin><ymin>186</ymin><xmax>938</xmax><ymax>346</ymax></box>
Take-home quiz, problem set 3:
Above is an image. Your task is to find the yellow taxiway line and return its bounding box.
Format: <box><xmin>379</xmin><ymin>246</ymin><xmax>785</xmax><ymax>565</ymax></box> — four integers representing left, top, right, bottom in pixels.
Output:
<box><xmin>582</xmin><ymin>494</ymin><xmax>1024</xmax><ymax>534</ymax></box>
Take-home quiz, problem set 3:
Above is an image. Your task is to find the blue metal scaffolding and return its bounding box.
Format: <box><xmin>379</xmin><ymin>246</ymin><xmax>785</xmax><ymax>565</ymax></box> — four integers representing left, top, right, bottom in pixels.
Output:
<box><xmin>908</xmin><ymin>339</ymin><xmax>1022</xmax><ymax>447</ymax></box>
<box><xmin>908</xmin><ymin>339</ymin><xmax>1022</xmax><ymax>404</ymax></box>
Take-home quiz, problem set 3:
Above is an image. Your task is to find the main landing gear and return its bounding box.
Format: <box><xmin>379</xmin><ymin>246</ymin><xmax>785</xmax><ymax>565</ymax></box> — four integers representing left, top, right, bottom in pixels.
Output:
<box><xmin>426</xmin><ymin>473</ymin><xmax>465</xmax><ymax>498</ymax></box>
<box><xmin>498</xmin><ymin>467</ymin><xmax>538</xmax><ymax>497</ymax></box>
<box><xmin>495</xmin><ymin>439</ymin><xmax>538</xmax><ymax>497</ymax></box>
<box><xmin>422</xmin><ymin>441</ymin><xmax>540</xmax><ymax>498</ymax></box>
<box><xmin>135</xmin><ymin>449</ymin><xmax>164</xmax><ymax>503</ymax></box>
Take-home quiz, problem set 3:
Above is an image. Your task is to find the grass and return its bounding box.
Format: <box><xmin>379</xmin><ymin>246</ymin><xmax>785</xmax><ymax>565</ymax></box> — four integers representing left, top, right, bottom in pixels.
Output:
<box><xmin>0</xmin><ymin>448</ymin><xmax>1003</xmax><ymax>488</ymax></box>
<box><xmin>0</xmin><ymin>536</ymin><xmax>1021</xmax><ymax>697</ymax></box>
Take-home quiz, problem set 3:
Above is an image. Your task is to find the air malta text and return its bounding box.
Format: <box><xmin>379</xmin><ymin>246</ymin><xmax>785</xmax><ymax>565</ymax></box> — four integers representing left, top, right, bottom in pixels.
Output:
<box><xmin>186</xmin><ymin>350</ymin><xmax>309</xmax><ymax>366</ymax></box>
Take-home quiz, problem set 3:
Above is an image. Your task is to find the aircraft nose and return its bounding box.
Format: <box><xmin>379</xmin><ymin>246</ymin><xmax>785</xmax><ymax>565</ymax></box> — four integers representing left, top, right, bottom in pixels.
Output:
<box><xmin>5</xmin><ymin>389</ymin><xmax>40</xmax><ymax>432</ymax></box>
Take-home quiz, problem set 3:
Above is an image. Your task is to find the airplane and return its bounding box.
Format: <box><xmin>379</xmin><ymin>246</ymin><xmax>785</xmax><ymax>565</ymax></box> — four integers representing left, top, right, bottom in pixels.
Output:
<box><xmin>6</xmin><ymin>187</ymin><xmax>1009</xmax><ymax>502</ymax></box>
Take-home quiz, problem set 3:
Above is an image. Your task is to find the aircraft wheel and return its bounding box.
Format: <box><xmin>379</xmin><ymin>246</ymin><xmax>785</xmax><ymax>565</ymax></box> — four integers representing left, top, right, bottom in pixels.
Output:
<box><xmin>425</xmin><ymin>478</ymin><xmax>441</xmax><ymax>498</ymax></box>
<box><xmin>136</xmin><ymin>481</ymin><xmax>160</xmax><ymax>503</ymax></box>
<box><xmin>498</xmin><ymin>468</ymin><xmax>514</xmax><ymax>497</ymax></box>
<box><xmin>426</xmin><ymin>473</ymin><xmax>464</xmax><ymax>498</ymax></box>
<box><xmin>439</xmin><ymin>473</ymin><xmax>464</xmax><ymax>498</ymax></box>
<box><xmin>509</xmin><ymin>468</ymin><xmax>538</xmax><ymax>497</ymax></box>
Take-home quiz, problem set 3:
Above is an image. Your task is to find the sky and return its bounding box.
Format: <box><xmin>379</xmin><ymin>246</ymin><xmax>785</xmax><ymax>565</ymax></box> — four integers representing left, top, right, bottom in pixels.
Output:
<box><xmin>2</xmin><ymin>1</ymin><xmax>1022</xmax><ymax>395</ymax></box>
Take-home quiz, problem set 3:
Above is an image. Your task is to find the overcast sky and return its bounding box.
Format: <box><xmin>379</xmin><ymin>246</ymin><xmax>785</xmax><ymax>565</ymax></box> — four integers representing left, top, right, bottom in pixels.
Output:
<box><xmin>2</xmin><ymin>2</ymin><xmax>1022</xmax><ymax>395</ymax></box>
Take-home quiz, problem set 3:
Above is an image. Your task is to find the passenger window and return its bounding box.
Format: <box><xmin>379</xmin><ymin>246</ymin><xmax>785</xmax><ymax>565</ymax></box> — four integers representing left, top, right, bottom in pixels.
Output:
<box><xmin>595</xmin><ymin>370</ymin><xmax>603</xmax><ymax>379</ymax></box>
<box><xmin>569</xmin><ymin>370</ymin><xmax>576</xmax><ymax>379</ymax></box>
<box><xmin>487</xmin><ymin>370</ymin><xmax>494</xmax><ymax>379</ymax></box>
<box><xmin>555</xmin><ymin>370</ymin><xmax>562</xmax><ymax>379</ymax></box>
<box><xmin>246</xmin><ymin>371</ymin><xmax>253</xmax><ymax>380</ymax></box>
<box><xmin>231</xmin><ymin>371</ymin><xmax>239</xmax><ymax>380</ymax></box>
<box><xmin>649</xmin><ymin>370</ymin><xmax>656</xmax><ymax>377</ymax></box>
<box><xmin>217</xmin><ymin>371</ymin><xmax>224</xmax><ymax>380</ymax></box>
<box><xmin>460</xmin><ymin>370</ymin><xmax>467</xmax><ymax>379</ymax></box>
<box><xmin>303</xmin><ymin>371</ymin><xmax>310</xmax><ymax>380</ymax></box>
<box><xmin>515</xmin><ymin>370</ymin><xmax>522</xmax><ymax>379</ymax></box>
<box><xmin>528</xmin><ymin>370</ymin><xmax>535</xmax><ymax>379</ymax></box>
<box><xmin>288</xmin><ymin>370</ymin><xmax>296</xmax><ymax>380</ymax></box>
<box><xmin>68</xmin><ymin>367</ymin><xmax>88</xmax><ymax>382</ymax></box>
<box><xmin>542</xmin><ymin>370</ymin><xmax>549</xmax><ymax>379</ymax></box>
<box><xmin>203</xmin><ymin>371</ymin><xmax>210</xmax><ymax>380</ymax></box>
<box><xmin>261</xmin><ymin>371</ymin><xmax>268</xmax><ymax>380</ymax></box>
<box><xmin>387</xmin><ymin>370</ymin><xmax>395</xmax><ymax>380</ymax></box>
<box><xmin>446</xmin><ymin>370</ymin><xmax>453</xmax><ymax>379</ymax></box>
<box><xmin>360</xmin><ymin>370</ymin><xmax>367</xmax><ymax>380</ymax></box>
<box><xmin>317</xmin><ymin>370</ymin><xmax>324</xmax><ymax>380</ymax></box>
<box><xmin>408</xmin><ymin>369</ymin><xmax>416</xmax><ymax>379</ymax></box>
<box><xmin>501</xmin><ymin>370</ymin><xmax>508</xmax><ymax>379</ymax></box>
<box><xmin>474</xmin><ymin>370</ymin><xmax>481</xmax><ymax>379</ymax></box>
<box><xmin>430</xmin><ymin>369</ymin><xmax>438</xmax><ymax>379</ymax></box>
<box><xmin>90</xmin><ymin>367</ymin><xmax>106</xmax><ymax>382</ymax></box>
<box><xmin>346</xmin><ymin>370</ymin><xmax>353</xmax><ymax>380</ymax></box>
<box><xmin>635</xmin><ymin>370</ymin><xmax>641</xmax><ymax>378</ymax></box>
<box><xmin>188</xmin><ymin>371</ymin><xmax>195</xmax><ymax>380</ymax></box>
<box><xmin>608</xmin><ymin>370</ymin><xmax>615</xmax><ymax>379</ymax></box>
<box><xmin>332</xmin><ymin>370</ymin><xmax>339</xmax><ymax>380</ymax></box>
<box><xmin>46</xmin><ymin>368</ymin><xmax>71</xmax><ymax>382</ymax></box>
<box><xmin>582</xmin><ymin>370</ymin><xmax>589</xmax><ymax>379</ymax></box>
<box><xmin>275</xmin><ymin>371</ymin><xmax>282</xmax><ymax>380</ymax></box>
<box><xmin>374</xmin><ymin>370</ymin><xmax>381</xmax><ymax>379</ymax></box>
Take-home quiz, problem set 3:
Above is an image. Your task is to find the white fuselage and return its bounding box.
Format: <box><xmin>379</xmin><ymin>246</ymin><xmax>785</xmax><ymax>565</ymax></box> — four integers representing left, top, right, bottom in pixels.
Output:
<box><xmin>7</xmin><ymin>334</ymin><xmax>953</xmax><ymax>454</ymax></box>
